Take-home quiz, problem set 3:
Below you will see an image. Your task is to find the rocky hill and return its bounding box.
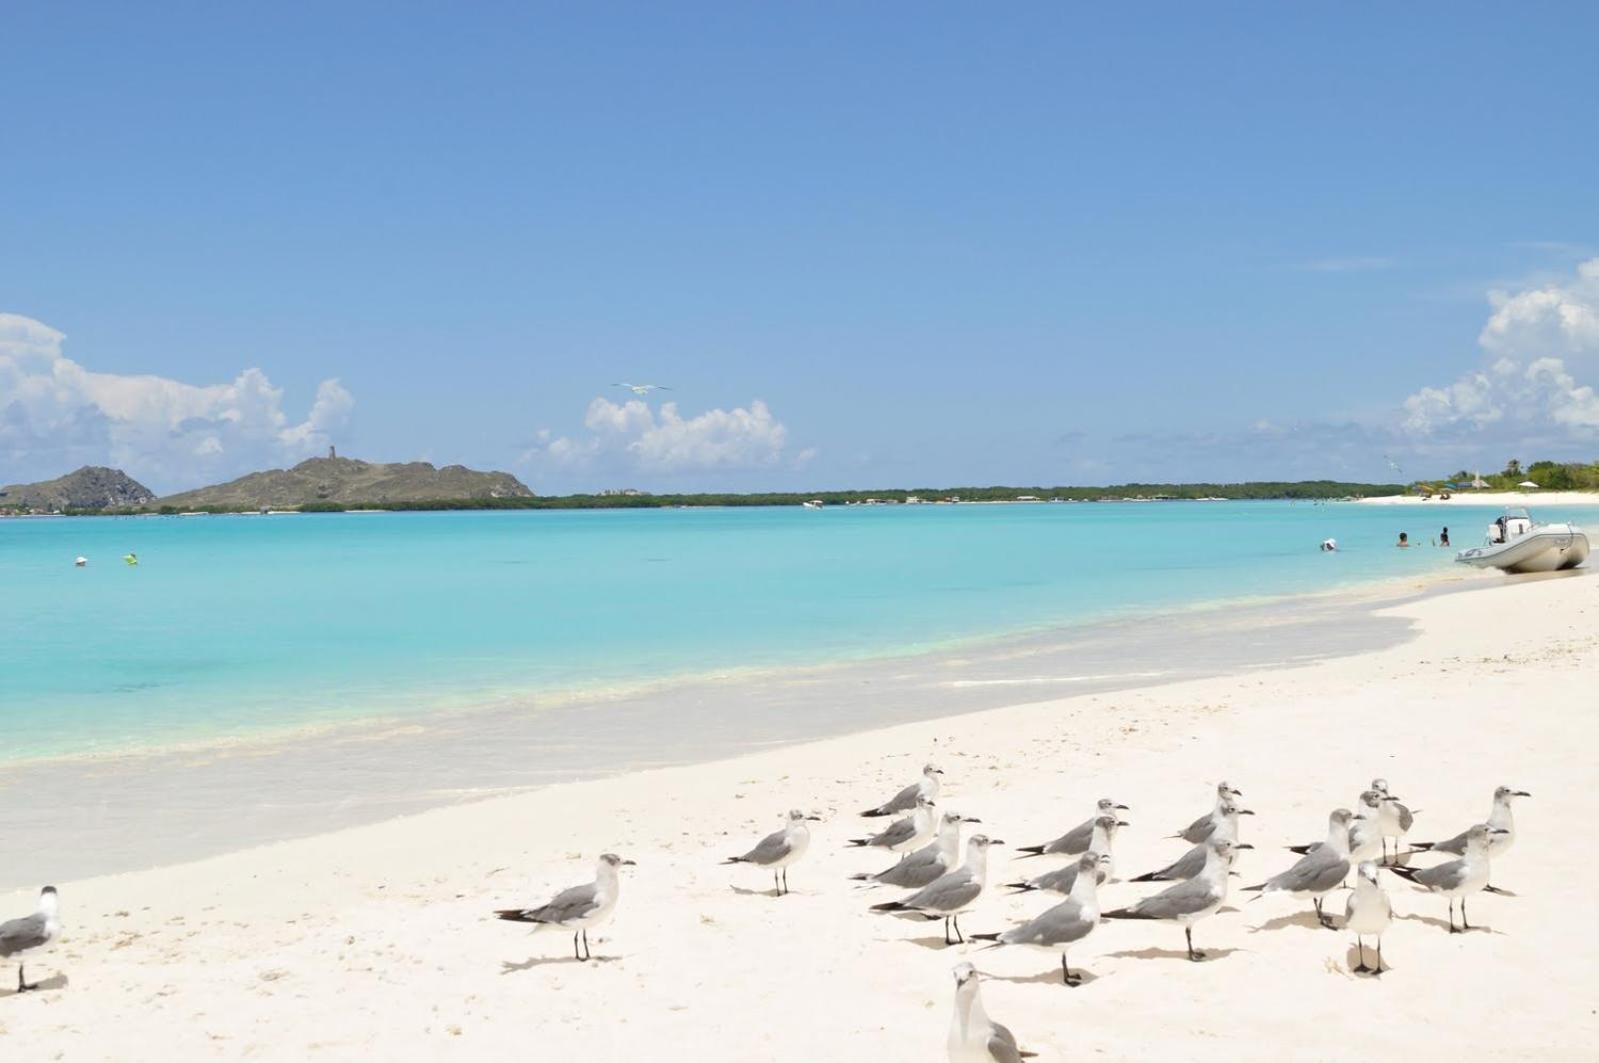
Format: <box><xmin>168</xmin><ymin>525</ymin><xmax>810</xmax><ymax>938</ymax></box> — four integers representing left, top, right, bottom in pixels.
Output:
<box><xmin>0</xmin><ymin>466</ymin><xmax>157</xmax><ymax>512</ymax></box>
<box><xmin>157</xmin><ymin>456</ymin><xmax>534</xmax><ymax>509</ymax></box>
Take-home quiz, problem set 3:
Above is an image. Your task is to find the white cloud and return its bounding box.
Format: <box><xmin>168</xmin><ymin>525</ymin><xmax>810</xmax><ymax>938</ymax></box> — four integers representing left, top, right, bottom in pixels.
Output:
<box><xmin>1401</xmin><ymin>258</ymin><xmax>1599</xmax><ymax>446</ymax></box>
<box><xmin>524</xmin><ymin>396</ymin><xmax>802</xmax><ymax>477</ymax></box>
<box><xmin>0</xmin><ymin>312</ymin><xmax>352</xmax><ymax>491</ymax></box>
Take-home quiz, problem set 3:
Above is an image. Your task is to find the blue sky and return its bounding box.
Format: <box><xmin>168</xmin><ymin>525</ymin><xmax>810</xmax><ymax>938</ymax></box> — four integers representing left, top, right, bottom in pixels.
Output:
<box><xmin>4</xmin><ymin>3</ymin><xmax>1598</xmax><ymax>493</ymax></box>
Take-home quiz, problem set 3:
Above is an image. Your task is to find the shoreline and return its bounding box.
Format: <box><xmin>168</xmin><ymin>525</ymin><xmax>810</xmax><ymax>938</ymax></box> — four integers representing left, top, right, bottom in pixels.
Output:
<box><xmin>0</xmin><ymin>569</ymin><xmax>1499</xmax><ymax>886</ymax></box>
<box><xmin>1</xmin><ymin>560</ymin><xmax>1593</xmax><ymax>1058</ymax></box>
<box><xmin>0</xmin><ymin>565</ymin><xmax>1481</xmax><ymax>772</ymax></box>
<box><xmin>1351</xmin><ymin>489</ymin><xmax>1599</xmax><ymax>507</ymax></box>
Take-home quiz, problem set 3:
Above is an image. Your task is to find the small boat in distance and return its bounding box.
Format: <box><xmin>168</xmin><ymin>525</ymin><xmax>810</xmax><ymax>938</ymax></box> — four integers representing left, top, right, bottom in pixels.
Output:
<box><xmin>1454</xmin><ymin>508</ymin><xmax>1589</xmax><ymax>574</ymax></box>
<box><xmin>801</xmin><ymin>499</ymin><xmax>824</xmax><ymax>509</ymax></box>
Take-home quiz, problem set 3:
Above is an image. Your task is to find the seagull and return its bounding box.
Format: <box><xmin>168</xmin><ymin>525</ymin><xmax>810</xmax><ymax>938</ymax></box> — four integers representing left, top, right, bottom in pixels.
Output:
<box><xmin>1</xmin><ymin>887</ymin><xmax>60</xmax><ymax>993</ymax></box>
<box><xmin>852</xmin><ymin>812</ymin><xmax>976</xmax><ymax>890</ymax></box>
<box><xmin>1244</xmin><ymin>808</ymin><xmax>1353</xmax><ymax>928</ymax></box>
<box><xmin>1005</xmin><ymin>850</ymin><xmax>1111</xmax><ymax>895</ymax></box>
<box><xmin>1345</xmin><ymin>861</ymin><xmax>1392</xmax><ymax>974</ymax></box>
<box><xmin>948</xmin><ymin>962</ymin><xmax>1035</xmax><ymax>1063</ymax></box>
<box><xmin>1390</xmin><ymin>823</ymin><xmax>1506</xmax><ymax>932</ymax></box>
<box><xmin>1131</xmin><ymin>801</ymin><xmax>1254</xmax><ymax>882</ymax></box>
<box><xmin>613</xmin><ymin>382</ymin><xmax>672</xmax><ymax>396</ymax></box>
<box><xmin>861</xmin><ymin>763</ymin><xmax>944</xmax><ymax>818</ymax></box>
<box><xmin>848</xmin><ymin>795</ymin><xmax>937</xmax><ymax>854</ymax></box>
<box><xmin>725</xmin><ymin>809</ymin><xmax>822</xmax><ymax>896</ymax></box>
<box><xmin>1171</xmin><ymin>782</ymin><xmax>1245</xmax><ymax>844</ymax></box>
<box><xmin>1409</xmin><ymin>785</ymin><xmax>1527</xmax><ymax>889</ymax></box>
<box><xmin>973</xmin><ymin>852</ymin><xmax>1105</xmax><ymax>986</ymax></box>
<box><xmin>494</xmin><ymin>853</ymin><xmax>635</xmax><ymax>961</ymax></box>
<box><xmin>1016</xmin><ymin>798</ymin><xmax>1129</xmax><ymax>859</ymax></box>
<box><xmin>1288</xmin><ymin>791</ymin><xmax>1384</xmax><ymax>867</ymax></box>
<box><xmin>1102</xmin><ymin>839</ymin><xmax>1250</xmax><ymax>961</ymax></box>
<box><xmin>1370</xmin><ymin>778</ymin><xmax>1416</xmax><ymax>864</ymax></box>
<box><xmin>872</xmin><ymin>835</ymin><xmax>1002</xmax><ymax>945</ymax></box>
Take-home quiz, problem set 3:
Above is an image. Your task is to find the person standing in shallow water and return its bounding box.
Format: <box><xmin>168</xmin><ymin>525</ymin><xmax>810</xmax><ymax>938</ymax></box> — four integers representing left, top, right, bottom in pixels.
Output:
<box><xmin>1397</xmin><ymin>532</ymin><xmax>1410</xmax><ymax>548</ymax></box>
<box><xmin>1440</xmin><ymin>527</ymin><xmax>1450</xmax><ymax>547</ymax></box>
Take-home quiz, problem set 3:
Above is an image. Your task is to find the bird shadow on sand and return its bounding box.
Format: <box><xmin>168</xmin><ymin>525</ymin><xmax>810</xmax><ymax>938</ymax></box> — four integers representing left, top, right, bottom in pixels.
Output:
<box><xmin>0</xmin><ymin>973</ymin><xmax>70</xmax><ymax>997</ymax></box>
<box><xmin>983</xmin><ymin>967</ymin><xmax>1101</xmax><ymax>988</ymax></box>
<box><xmin>901</xmin><ymin>936</ymin><xmax>972</xmax><ymax>951</ymax></box>
<box><xmin>728</xmin><ymin>886</ymin><xmax>805</xmax><ymax>899</ymax></box>
<box><xmin>500</xmin><ymin>955</ymin><xmax>621</xmax><ymax>974</ymax></box>
<box><xmin>1248</xmin><ymin>910</ymin><xmax>1337</xmax><ymax>933</ymax></box>
<box><xmin>1342</xmin><ymin>946</ymin><xmax>1392</xmax><ymax>977</ymax></box>
<box><xmin>1102</xmin><ymin>946</ymin><xmax>1241</xmax><ymax>963</ymax></box>
<box><xmin>1398</xmin><ymin>913</ymin><xmax>1504</xmax><ymax>935</ymax></box>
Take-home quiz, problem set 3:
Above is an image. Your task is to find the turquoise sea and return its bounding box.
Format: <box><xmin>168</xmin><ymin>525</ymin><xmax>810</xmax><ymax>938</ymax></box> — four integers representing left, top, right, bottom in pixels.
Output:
<box><xmin>0</xmin><ymin>501</ymin><xmax>1578</xmax><ymax>763</ymax></box>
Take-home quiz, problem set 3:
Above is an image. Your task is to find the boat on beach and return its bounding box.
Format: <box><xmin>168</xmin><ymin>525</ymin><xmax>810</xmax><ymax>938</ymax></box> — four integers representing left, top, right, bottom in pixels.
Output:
<box><xmin>1454</xmin><ymin>508</ymin><xmax>1589</xmax><ymax>573</ymax></box>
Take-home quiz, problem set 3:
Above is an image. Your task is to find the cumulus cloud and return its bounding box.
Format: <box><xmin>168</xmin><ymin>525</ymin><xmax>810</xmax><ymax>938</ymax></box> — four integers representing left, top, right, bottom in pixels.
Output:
<box><xmin>524</xmin><ymin>396</ymin><xmax>805</xmax><ymax>480</ymax></box>
<box><xmin>1400</xmin><ymin>258</ymin><xmax>1599</xmax><ymax>447</ymax></box>
<box><xmin>0</xmin><ymin>312</ymin><xmax>352</xmax><ymax>491</ymax></box>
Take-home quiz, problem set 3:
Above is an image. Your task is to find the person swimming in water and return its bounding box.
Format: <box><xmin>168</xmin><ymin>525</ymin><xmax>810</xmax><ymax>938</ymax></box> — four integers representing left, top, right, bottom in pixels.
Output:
<box><xmin>1396</xmin><ymin>532</ymin><xmax>1410</xmax><ymax>548</ymax></box>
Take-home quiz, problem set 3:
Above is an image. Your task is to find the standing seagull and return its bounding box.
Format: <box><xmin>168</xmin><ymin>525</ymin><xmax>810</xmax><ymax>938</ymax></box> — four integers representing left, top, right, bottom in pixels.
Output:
<box><xmin>1131</xmin><ymin>801</ymin><xmax>1253</xmax><ymax>883</ymax></box>
<box><xmin>1345</xmin><ymin>861</ymin><xmax>1392</xmax><ymax>975</ymax></box>
<box><xmin>848</xmin><ymin>796</ymin><xmax>937</xmax><ymax>854</ymax></box>
<box><xmin>872</xmin><ymin>835</ymin><xmax>1002</xmax><ymax>945</ymax></box>
<box><xmin>974</xmin><ymin>852</ymin><xmax>1104</xmax><ymax>985</ymax></box>
<box><xmin>1016</xmin><ymin>798</ymin><xmax>1129</xmax><ymax>858</ymax></box>
<box><xmin>947</xmin><ymin>963</ymin><xmax>1035</xmax><ymax>1063</ymax></box>
<box><xmin>726</xmin><ymin>809</ymin><xmax>822</xmax><ymax>896</ymax></box>
<box><xmin>852</xmin><ymin>812</ymin><xmax>976</xmax><ymax>890</ymax></box>
<box><xmin>613</xmin><ymin>382</ymin><xmax>672</xmax><ymax>396</ymax></box>
<box><xmin>1371</xmin><ymin>779</ymin><xmax>1415</xmax><ymax>864</ymax></box>
<box><xmin>1410</xmin><ymin>785</ymin><xmax>1527</xmax><ymax>889</ymax></box>
<box><xmin>1245</xmin><ymin>808</ymin><xmax>1353</xmax><ymax>928</ymax></box>
<box><xmin>1006</xmin><ymin>850</ymin><xmax>1111</xmax><ymax>895</ymax></box>
<box><xmin>861</xmin><ymin>763</ymin><xmax>944</xmax><ymax>818</ymax></box>
<box><xmin>1288</xmin><ymin>791</ymin><xmax>1384</xmax><ymax>867</ymax></box>
<box><xmin>1</xmin><ymin>887</ymin><xmax>60</xmax><ymax>993</ymax></box>
<box><xmin>1172</xmin><ymin>782</ymin><xmax>1245</xmax><ymax>844</ymax></box>
<box><xmin>1390</xmin><ymin>823</ymin><xmax>1506</xmax><ymax>932</ymax></box>
<box><xmin>494</xmin><ymin>855</ymin><xmax>634</xmax><ymax>961</ymax></box>
<box><xmin>1102</xmin><ymin>839</ymin><xmax>1250</xmax><ymax>961</ymax></box>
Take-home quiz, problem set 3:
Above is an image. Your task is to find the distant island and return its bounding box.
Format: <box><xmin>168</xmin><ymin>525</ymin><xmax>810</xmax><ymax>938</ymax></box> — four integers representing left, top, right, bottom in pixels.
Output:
<box><xmin>3</xmin><ymin>457</ymin><xmax>1406</xmax><ymax>516</ymax></box>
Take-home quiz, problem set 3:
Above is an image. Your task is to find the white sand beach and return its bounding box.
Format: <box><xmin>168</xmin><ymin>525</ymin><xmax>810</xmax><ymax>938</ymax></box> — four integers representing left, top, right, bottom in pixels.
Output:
<box><xmin>2</xmin><ymin>572</ymin><xmax>1595</xmax><ymax>1060</ymax></box>
<box><xmin>1355</xmin><ymin>490</ymin><xmax>1599</xmax><ymax>507</ymax></box>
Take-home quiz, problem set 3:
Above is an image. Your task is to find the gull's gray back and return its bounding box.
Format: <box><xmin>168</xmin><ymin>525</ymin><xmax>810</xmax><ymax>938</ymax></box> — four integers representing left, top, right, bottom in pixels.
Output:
<box><xmin>1268</xmin><ymin>848</ymin><xmax>1349</xmax><ymax>894</ymax></box>
<box><xmin>743</xmin><ymin>829</ymin><xmax>795</xmax><ymax>866</ymax></box>
<box><xmin>1004</xmin><ymin>898</ymin><xmax>1094</xmax><ymax>947</ymax></box>
<box><xmin>1049</xmin><ymin>817</ymin><xmax>1094</xmax><ymax>854</ymax></box>
<box><xmin>0</xmin><ymin>913</ymin><xmax>49</xmax><ymax>956</ymax></box>
<box><xmin>1134</xmin><ymin>874</ymin><xmax>1219</xmax><ymax>919</ymax></box>
<box><xmin>904</xmin><ymin>867</ymin><xmax>979</xmax><ymax>913</ymax></box>
<box><xmin>987</xmin><ymin>1021</ymin><xmax>1024</xmax><ymax>1063</ymax></box>
<box><xmin>877</xmin><ymin>847</ymin><xmax>945</xmax><ymax>888</ymax></box>
<box><xmin>530</xmin><ymin>882</ymin><xmax>601</xmax><ymax>924</ymax></box>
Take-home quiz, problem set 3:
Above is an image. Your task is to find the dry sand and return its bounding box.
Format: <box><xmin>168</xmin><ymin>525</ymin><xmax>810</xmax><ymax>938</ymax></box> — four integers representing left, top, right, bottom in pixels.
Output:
<box><xmin>2</xmin><ymin>571</ymin><xmax>1596</xmax><ymax>1060</ymax></box>
<box><xmin>1355</xmin><ymin>490</ymin><xmax>1599</xmax><ymax>507</ymax></box>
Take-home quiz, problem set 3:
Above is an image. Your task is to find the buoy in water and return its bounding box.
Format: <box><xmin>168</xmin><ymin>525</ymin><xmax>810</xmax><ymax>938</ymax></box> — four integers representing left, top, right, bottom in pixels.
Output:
<box><xmin>74</xmin><ymin>556</ymin><xmax>88</xmax><ymax>567</ymax></box>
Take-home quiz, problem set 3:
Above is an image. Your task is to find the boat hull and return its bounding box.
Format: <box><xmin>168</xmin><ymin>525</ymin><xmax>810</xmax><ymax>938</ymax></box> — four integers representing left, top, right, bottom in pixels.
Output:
<box><xmin>1455</xmin><ymin>526</ymin><xmax>1590</xmax><ymax>574</ymax></box>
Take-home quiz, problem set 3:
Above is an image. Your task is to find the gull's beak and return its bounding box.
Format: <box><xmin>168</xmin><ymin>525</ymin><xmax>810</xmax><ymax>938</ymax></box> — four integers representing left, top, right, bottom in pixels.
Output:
<box><xmin>1235</xmin><ymin>843</ymin><xmax>1255</xmax><ymax>850</ymax></box>
<box><xmin>622</xmin><ymin>859</ymin><xmax>637</xmax><ymax>866</ymax></box>
<box><xmin>805</xmin><ymin>815</ymin><xmax>823</xmax><ymax>821</ymax></box>
<box><xmin>1116</xmin><ymin>820</ymin><xmax>1131</xmax><ymax>828</ymax></box>
<box><xmin>963</xmin><ymin>817</ymin><xmax>982</xmax><ymax>823</ymax></box>
<box><xmin>1385</xmin><ymin>795</ymin><xmax>1403</xmax><ymax>802</ymax></box>
<box><xmin>1491</xmin><ymin>827</ymin><xmax>1511</xmax><ymax>835</ymax></box>
<box><xmin>1239</xmin><ymin>809</ymin><xmax>1257</xmax><ymax>816</ymax></box>
<box><xmin>1230</xmin><ymin>788</ymin><xmax>1244</xmax><ymax>797</ymax></box>
<box><xmin>1513</xmin><ymin>790</ymin><xmax>1531</xmax><ymax>797</ymax></box>
<box><xmin>934</xmin><ymin>768</ymin><xmax>945</xmax><ymax>775</ymax></box>
<box><xmin>1115</xmin><ymin>804</ymin><xmax>1130</xmax><ymax>811</ymax></box>
<box><xmin>989</xmin><ymin>839</ymin><xmax>1006</xmax><ymax>846</ymax></box>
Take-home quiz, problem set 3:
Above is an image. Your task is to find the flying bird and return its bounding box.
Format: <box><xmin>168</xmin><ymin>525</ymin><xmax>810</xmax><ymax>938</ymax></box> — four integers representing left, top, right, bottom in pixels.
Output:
<box><xmin>613</xmin><ymin>382</ymin><xmax>672</xmax><ymax>396</ymax></box>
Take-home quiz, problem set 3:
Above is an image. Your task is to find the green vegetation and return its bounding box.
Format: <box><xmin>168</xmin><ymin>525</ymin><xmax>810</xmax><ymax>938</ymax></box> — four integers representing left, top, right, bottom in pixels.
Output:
<box><xmin>1422</xmin><ymin>458</ymin><xmax>1599</xmax><ymax>492</ymax></box>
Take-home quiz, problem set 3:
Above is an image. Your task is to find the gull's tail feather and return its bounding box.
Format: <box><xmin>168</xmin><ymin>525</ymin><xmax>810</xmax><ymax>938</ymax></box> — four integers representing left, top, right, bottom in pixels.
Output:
<box><xmin>1100</xmin><ymin>907</ymin><xmax>1156</xmax><ymax>921</ymax></box>
<box><xmin>1016</xmin><ymin>844</ymin><xmax>1046</xmax><ymax>858</ymax></box>
<box><xmin>723</xmin><ymin>856</ymin><xmax>748</xmax><ymax>865</ymax></box>
<box><xmin>846</xmin><ymin>839</ymin><xmax>872</xmax><ymax>848</ymax></box>
<box><xmin>1386</xmin><ymin>865</ymin><xmax>1422</xmax><ymax>883</ymax></box>
<box><xmin>848</xmin><ymin>872</ymin><xmax>874</xmax><ymax>882</ymax></box>
<box><xmin>1130</xmin><ymin>870</ymin><xmax>1166</xmax><ymax>883</ymax></box>
<box><xmin>1003</xmin><ymin>881</ymin><xmax>1037</xmax><ymax>893</ymax></box>
<box><xmin>859</xmin><ymin>807</ymin><xmax>890</xmax><ymax>818</ymax></box>
<box><xmin>969</xmin><ymin>933</ymin><xmax>1005</xmax><ymax>949</ymax></box>
<box><xmin>1286</xmin><ymin>844</ymin><xmax>1314</xmax><ymax>855</ymax></box>
<box><xmin>870</xmin><ymin>900</ymin><xmax>908</xmax><ymax>913</ymax></box>
<box><xmin>493</xmin><ymin>909</ymin><xmax>541</xmax><ymax>923</ymax></box>
<box><xmin>1407</xmin><ymin>841</ymin><xmax>1438</xmax><ymax>852</ymax></box>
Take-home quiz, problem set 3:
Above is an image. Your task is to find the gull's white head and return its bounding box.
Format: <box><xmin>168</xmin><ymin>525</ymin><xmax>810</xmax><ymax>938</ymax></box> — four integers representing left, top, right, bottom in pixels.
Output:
<box><xmin>1075</xmin><ymin>852</ymin><xmax>1101</xmax><ymax>875</ymax></box>
<box><xmin>1219</xmin><ymin>800</ymin><xmax>1255</xmax><ymax>818</ymax></box>
<box><xmin>787</xmin><ymin>809</ymin><xmax>822</xmax><ymax>824</ymax></box>
<box><xmin>38</xmin><ymin>886</ymin><xmax>58</xmax><ymax>916</ymax></box>
<box><xmin>1094</xmin><ymin>813</ymin><xmax>1128</xmax><ymax>835</ymax></box>
<box><xmin>924</xmin><ymin>763</ymin><xmax>944</xmax><ymax>777</ymax></box>
<box><xmin>1357</xmin><ymin>790</ymin><xmax>1384</xmax><ymax>813</ymax></box>
<box><xmin>598</xmin><ymin>853</ymin><xmax>636</xmax><ymax>871</ymax></box>
<box><xmin>952</xmin><ymin>961</ymin><xmax>979</xmax><ymax>991</ymax></box>
<box><xmin>1330</xmin><ymin>808</ymin><xmax>1355</xmax><ymax>829</ymax></box>
<box><xmin>1495</xmin><ymin>785</ymin><xmax>1531</xmax><ymax>803</ymax></box>
<box><xmin>1210</xmin><ymin>838</ymin><xmax>1252</xmax><ymax>865</ymax></box>
<box><xmin>1217</xmin><ymin>781</ymin><xmax>1243</xmax><ymax>799</ymax></box>
<box><xmin>1097</xmin><ymin>797</ymin><xmax>1131</xmax><ymax>813</ymax></box>
<box><xmin>1356</xmin><ymin>861</ymin><xmax>1382</xmax><ymax>886</ymax></box>
<box><xmin>1371</xmin><ymin>777</ymin><xmax>1390</xmax><ymax>794</ymax></box>
<box><xmin>968</xmin><ymin>834</ymin><xmax>1001</xmax><ymax>852</ymax></box>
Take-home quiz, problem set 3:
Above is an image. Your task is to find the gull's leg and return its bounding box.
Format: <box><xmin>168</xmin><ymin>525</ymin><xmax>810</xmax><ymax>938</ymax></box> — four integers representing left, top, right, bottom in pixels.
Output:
<box><xmin>1185</xmin><ymin>926</ymin><xmax>1207</xmax><ymax>961</ymax></box>
<box><xmin>1461</xmin><ymin>896</ymin><xmax>1471</xmax><ymax>930</ymax></box>
<box><xmin>953</xmin><ymin>914</ymin><xmax>964</xmax><ymax>944</ymax></box>
<box><xmin>572</xmin><ymin>931</ymin><xmax>582</xmax><ymax>960</ymax></box>
<box><xmin>1375</xmin><ymin>936</ymin><xmax>1385</xmax><ymax>975</ymax></box>
<box><xmin>1447</xmin><ymin>899</ymin><xmax>1459</xmax><ymax>934</ymax></box>
<box><xmin>18</xmin><ymin>964</ymin><xmax>35</xmax><ymax>993</ymax></box>
<box><xmin>782</xmin><ymin>868</ymin><xmax>790</xmax><ymax>895</ymax></box>
<box><xmin>583</xmin><ymin>929</ymin><xmax>592</xmax><ymax>961</ymax></box>
<box><xmin>1354</xmin><ymin>935</ymin><xmax>1368</xmax><ymax>973</ymax></box>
